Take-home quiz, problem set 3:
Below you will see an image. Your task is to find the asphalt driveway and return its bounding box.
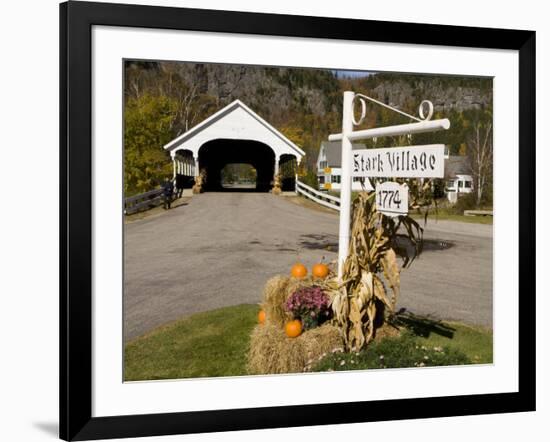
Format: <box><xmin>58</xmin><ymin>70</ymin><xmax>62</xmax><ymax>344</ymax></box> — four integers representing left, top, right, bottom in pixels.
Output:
<box><xmin>124</xmin><ymin>193</ymin><xmax>492</xmax><ymax>341</ymax></box>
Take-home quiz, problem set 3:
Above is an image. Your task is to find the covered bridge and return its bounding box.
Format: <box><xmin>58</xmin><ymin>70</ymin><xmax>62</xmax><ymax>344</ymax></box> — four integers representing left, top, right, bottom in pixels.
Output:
<box><xmin>163</xmin><ymin>100</ymin><xmax>305</xmax><ymax>191</ymax></box>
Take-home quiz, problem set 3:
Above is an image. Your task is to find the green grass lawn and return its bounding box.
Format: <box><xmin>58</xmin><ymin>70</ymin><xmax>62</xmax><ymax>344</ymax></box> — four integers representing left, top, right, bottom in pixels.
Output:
<box><xmin>124</xmin><ymin>304</ymin><xmax>492</xmax><ymax>381</ymax></box>
<box><xmin>330</xmin><ymin>192</ymin><xmax>493</xmax><ymax>225</ymax></box>
<box><xmin>411</xmin><ymin>209</ymin><xmax>493</xmax><ymax>225</ymax></box>
<box><xmin>409</xmin><ymin>319</ymin><xmax>493</xmax><ymax>364</ymax></box>
<box><xmin>312</xmin><ymin>316</ymin><xmax>492</xmax><ymax>372</ymax></box>
<box><xmin>125</xmin><ymin>304</ymin><xmax>258</xmax><ymax>381</ymax></box>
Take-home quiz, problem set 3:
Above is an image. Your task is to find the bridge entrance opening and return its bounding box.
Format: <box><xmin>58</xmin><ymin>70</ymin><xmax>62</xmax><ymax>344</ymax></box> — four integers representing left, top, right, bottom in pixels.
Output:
<box><xmin>199</xmin><ymin>139</ymin><xmax>275</xmax><ymax>192</ymax></box>
<box><xmin>278</xmin><ymin>154</ymin><xmax>298</xmax><ymax>191</ymax></box>
<box><xmin>221</xmin><ymin>163</ymin><xmax>257</xmax><ymax>190</ymax></box>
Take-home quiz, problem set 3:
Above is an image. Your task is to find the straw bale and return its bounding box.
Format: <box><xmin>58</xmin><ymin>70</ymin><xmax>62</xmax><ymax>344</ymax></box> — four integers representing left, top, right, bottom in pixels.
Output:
<box><xmin>261</xmin><ymin>275</ymin><xmax>291</xmax><ymax>327</ymax></box>
<box><xmin>247</xmin><ymin>322</ymin><xmax>343</xmax><ymax>375</ymax></box>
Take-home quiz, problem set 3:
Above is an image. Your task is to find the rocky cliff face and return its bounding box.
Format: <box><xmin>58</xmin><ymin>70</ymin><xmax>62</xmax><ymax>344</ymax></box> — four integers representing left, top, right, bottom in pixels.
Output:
<box><xmin>132</xmin><ymin>61</ymin><xmax>491</xmax><ymax>122</ymax></box>
<box><xmin>172</xmin><ymin>63</ymin><xmax>339</xmax><ymax>125</ymax></box>
<box><xmin>370</xmin><ymin>79</ymin><xmax>491</xmax><ymax>113</ymax></box>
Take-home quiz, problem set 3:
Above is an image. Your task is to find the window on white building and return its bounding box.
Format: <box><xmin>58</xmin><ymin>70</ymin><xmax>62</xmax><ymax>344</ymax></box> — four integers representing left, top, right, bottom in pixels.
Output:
<box><xmin>458</xmin><ymin>181</ymin><xmax>464</xmax><ymax>188</ymax></box>
<box><xmin>331</xmin><ymin>175</ymin><xmax>341</xmax><ymax>184</ymax></box>
<box><xmin>464</xmin><ymin>181</ymin><xmax>472</xmax><ymax>189</ymax></box>
<box><xmin>319</xmin><ymin>161</ymin><xmax>328</xmax><ymax>169</ymax></box>
<box><xmin>318</xmin><ymin>176</ymin><xmax>325</xmax><ymax>184</ymax></box>
<box><xmin>447</xmin><ymin>180</ymin><xmax>455</xmax><ymax>188</ymax></box>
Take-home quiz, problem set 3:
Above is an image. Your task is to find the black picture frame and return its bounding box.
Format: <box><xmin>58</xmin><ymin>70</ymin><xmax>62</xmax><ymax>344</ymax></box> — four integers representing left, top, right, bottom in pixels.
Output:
<box><xmin>60</xmin><ymin>1</ymin><xmax>536</xmax><ymax>440</ymax></box>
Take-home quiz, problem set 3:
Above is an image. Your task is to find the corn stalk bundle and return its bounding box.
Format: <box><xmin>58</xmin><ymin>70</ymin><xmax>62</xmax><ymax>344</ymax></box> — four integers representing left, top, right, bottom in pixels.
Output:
<box><xmin>197</xmin><ymin>169</ymin><xmax>206</xmax><ymax>186</ymax></box>
<box><xmin>272</xmin><ymin>173</ymin><xmax>282</xmax><ymax>195</ymax></box>
<box><xmin>328</xmin><ymin>191</ymin><xmax>424</xmax><ymax>351</ymax></box>
<box><xmin>192</xmin><ymin>169</ymin><xmax>207</xmax><ymax>193</ymax></box>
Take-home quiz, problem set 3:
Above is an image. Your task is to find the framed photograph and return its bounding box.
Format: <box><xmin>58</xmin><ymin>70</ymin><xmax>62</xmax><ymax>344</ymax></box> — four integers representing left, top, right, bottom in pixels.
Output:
<box><xmin>60</xmin><ymin>1</ymin><xmax>535</xmax><ymax>440</ymax></box>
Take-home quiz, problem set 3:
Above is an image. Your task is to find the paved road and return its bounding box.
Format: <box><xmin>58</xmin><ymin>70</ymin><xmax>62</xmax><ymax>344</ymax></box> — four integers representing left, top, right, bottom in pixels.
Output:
<box><xmin>124</xmin><ymin>193</ymin><xmax>492</xmax><ymax>341</ymax></box>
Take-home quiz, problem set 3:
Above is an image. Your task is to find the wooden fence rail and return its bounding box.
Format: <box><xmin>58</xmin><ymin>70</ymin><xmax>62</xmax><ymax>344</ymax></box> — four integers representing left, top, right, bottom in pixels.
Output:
<box><xmin>295</xmin><ymin>178</ymin><xmax>340</xmax><ymax>211</ymax></box>
<box><xmin>463</xmin><ymin>209</ymin><xmax>493</xmax><ymax>217</ymax></box>
<box><xmin>124</xmin><ymin>188</ymin><xmax>164</xmax><ymax>215</ymax></box>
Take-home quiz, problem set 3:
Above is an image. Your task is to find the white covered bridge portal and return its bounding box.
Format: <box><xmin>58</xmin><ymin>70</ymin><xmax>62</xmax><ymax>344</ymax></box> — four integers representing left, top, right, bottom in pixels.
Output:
<box><xmin>163</xmin><ymin>100</ymin><xmax>305</xmax><ymax>192</ymax></box>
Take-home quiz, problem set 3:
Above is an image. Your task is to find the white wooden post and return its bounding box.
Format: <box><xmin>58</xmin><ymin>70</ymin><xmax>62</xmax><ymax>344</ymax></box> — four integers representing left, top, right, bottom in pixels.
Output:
<box><xmin>274</xmin><ymin>155</ymin><xmax>280</xmax><ymax>177</ymax></box>
<box><xmin>337</xmin><ymin>91</ymin><xmax>355</xmax><ymax>279</ymax></box>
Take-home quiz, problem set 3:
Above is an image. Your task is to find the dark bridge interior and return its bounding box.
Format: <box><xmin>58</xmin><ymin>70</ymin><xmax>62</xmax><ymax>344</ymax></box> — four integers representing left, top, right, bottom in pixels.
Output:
<box><xmin>199</xmin><ymin>139</ymin><xmax>276</xmax><ymax>192</ymax></box>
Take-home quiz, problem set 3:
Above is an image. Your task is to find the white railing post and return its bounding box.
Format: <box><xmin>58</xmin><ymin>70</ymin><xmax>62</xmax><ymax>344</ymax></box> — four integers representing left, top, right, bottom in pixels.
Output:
<box><xmin>338</xmin><ymin>91</ymin><xmax>355</xmax><ymax>280</ymax></box>
<box><xmin>295</xmin><ymin>179</ymin><xmax>341</xmax><ymax>211</ymax></box>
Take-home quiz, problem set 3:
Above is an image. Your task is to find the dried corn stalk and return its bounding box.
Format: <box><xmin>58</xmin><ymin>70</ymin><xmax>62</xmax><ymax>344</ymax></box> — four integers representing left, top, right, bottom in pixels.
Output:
<box><xmin>327</xmin><ymin>191</ymin><xmax>424</xmax><ymax>351</ymax></box>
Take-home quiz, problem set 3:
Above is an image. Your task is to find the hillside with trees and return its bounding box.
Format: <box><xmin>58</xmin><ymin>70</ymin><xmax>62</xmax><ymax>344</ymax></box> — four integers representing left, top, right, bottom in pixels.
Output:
<box><xmin>124</xmin><ymin>61</ymin><xmax>492</xmax><ymax>204</ymax></box>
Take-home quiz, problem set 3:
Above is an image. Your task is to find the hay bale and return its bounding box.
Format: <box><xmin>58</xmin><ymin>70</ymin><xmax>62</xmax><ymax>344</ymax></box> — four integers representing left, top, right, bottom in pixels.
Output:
<box><xmin>261</xmin><ymin>275</ymin><xmax>320</xmax><ymax>327</ymax></box>
<box><xmin>247</xmin><ymin>323</ymin><xmax>343</xmax><ymax>375</ymax></box>
<box><xmin>247</xmin><ymin>324</ymin><xmax>304</xmax><ymax>374</ymax></box>
<box><xmin>301</xmin><ymin>324</ymin><xmax>344</xmax><ymax>364</ymax></box>
<box><xmin>373</xmin><ymin>322</ymin><xmax>401</xmax><ymax>341</ymax></box>
<box><xmin>249</xmin><ymin>275</ymin><xmax>343</xmax><ymax>375</ymax></box>
<box><xmin>284</xmin><ymin>276</ymin><xmax>309</xmax><ymax>299</ymax></box>
<box><xmin>261</xmin><ymin>275</ymin><xmax>291</xmax><ymax>327</ymax></box>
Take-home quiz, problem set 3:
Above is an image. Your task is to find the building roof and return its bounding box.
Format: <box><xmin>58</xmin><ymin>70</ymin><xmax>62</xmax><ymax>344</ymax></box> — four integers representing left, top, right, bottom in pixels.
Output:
<box><xmin>163</xmin><ymin>99</ymin><xmax>305</xmax><ymax>158</ymax></box>
<box><xmin>445</xmin><ymin>155</ymin><xmax>470</xmax><ymax>179</ymax></box>
<box><xmin>320</xmin><ymin>141</ymin><xmax>366</xmax><ymax>168</ymax></box>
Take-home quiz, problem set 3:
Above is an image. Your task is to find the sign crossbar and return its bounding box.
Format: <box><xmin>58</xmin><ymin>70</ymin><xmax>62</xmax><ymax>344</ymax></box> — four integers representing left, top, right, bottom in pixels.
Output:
<box><xmin>329</xmin><ymin>118</ymin><xmax>450</xmax><ymax>142</ymax></box>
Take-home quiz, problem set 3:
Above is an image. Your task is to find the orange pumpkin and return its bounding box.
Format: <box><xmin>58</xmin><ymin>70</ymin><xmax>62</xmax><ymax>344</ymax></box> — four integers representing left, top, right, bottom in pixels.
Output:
<box><xmin>285</xmin><ymin>319</ymin><xmax>302</xmax><ymax>338</ymax></box>
<box><xmin>258</xmin><ymin>310</ymin><xmax>266</xmax><ymax>324</ymax></box>
<box><xmin>312</xmin><ymin>263</ymin><xmax>329</xmax><ymax>279</ymax></box>
<box><xmin>290</xmin><ymin>263</ymin><xmax>307</xmax><ymax>279</ymax></box>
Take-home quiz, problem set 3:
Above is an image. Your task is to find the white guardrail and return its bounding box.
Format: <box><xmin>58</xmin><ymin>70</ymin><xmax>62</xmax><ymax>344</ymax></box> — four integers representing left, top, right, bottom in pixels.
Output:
<box><xmin>295</xmin><ymin>178</ymin><xmax>341</xmax><ymax>211</ymax></box>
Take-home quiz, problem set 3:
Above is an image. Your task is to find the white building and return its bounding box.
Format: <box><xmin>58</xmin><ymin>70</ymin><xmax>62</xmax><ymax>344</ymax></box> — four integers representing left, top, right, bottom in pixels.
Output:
<box><xmin>316</xmin><ymin>141</ymin><xmax>372</xmax><ymax>192</ymax></box>
<box><xmin>444</xmin><ymin>155</ymin><xmax>473</xmax><ymax>203</ymax></box>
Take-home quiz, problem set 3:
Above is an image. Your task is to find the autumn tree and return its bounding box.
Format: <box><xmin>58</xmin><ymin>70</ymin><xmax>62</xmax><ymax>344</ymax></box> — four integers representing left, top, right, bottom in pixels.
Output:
<box><xmin>124</xmin><ymin>94</ymin><xmax>177</xmax><ymax>195</ymax></box>
<box><xmin>467</xmin><ymin>115</ymin><xmax>493</xmax><ymax>206</ymax></box>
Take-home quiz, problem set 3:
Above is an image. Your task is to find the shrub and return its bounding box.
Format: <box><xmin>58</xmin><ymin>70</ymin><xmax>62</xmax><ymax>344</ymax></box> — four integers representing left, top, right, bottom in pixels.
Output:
<box><xmin>301</xmin><ymin>169</ymin><xmax>320</xmax><ymax>189</ymax></box>
<box><xmin>450</xmin><ymin>192</ymin><xmax>478</xmax><ymax>214</ymax></box>
<box><xmin>432</xmin><ymin>179</ymin><xmax>446</xmax><ymax>199</ymax></box>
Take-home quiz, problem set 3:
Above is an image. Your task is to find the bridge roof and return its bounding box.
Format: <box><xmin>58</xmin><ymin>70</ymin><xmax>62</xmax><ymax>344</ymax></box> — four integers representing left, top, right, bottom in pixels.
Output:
<box><xmin>163</xmin><ymin>99</ymin><xmax>305</xmax><ymax>158</ymax></box>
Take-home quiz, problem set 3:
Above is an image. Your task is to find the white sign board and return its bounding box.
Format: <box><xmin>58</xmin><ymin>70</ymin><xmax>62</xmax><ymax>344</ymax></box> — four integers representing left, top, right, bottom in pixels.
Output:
<box><xmin>352</xmin><ymin>144</ymin><xmax>445</xmax><ymax>178</ymax></box>
<box><xmin>375</xmin><ymin>182</ymin><xmax>408</xmax><ymax>216</ymax></box>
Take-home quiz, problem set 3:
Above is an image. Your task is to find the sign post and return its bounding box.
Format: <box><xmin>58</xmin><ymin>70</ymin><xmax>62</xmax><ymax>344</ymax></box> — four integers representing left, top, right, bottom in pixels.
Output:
<box><xmin>337</xmin><ymin>92</ymin><xmax>355</xmax><ymax>279</ymax></box>
<box><xmin>331</xmin><ymin>92</ymin><xmax>450</xmax><ymax>280</ymax></box>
